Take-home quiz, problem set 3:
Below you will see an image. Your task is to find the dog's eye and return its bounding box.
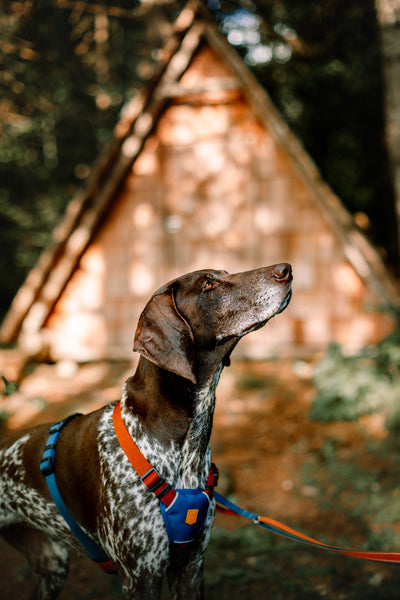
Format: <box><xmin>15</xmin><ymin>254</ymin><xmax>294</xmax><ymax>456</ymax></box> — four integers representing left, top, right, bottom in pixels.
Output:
<box><xmin>203</xmin><ymin>279</ymin><xmax>215</xmax><ymax>291</ymax></box>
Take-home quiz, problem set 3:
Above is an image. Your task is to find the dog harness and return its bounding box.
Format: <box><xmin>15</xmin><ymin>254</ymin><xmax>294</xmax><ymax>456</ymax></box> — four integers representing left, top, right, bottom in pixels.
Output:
<box><xmin>40</xmin><ymin>403</ymin><xmax>218</xmax><ymax>572</ymax></box>
<box><xmin>41</xmin><ymin>407</ymin><xmax>400</xmax><ymax>575</ymax></box>
<box><xmin>112</xmin><ymin>400</ymin><xmax>219</xmax><ymax>545</ymax></box>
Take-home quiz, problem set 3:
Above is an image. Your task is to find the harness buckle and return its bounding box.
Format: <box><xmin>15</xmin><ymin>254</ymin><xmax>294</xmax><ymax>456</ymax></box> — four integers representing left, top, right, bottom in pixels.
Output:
<box><xmin>140</xmin><ymin>468</ymin><xmax>176</xmax><ymax>506</ymax></box>
<box><xmin>140</xmin><ymin>467</ymin><xmax>164</xmax><ymax>493</ymax></box>
<box><xmin>204</xmin><ymin>462</ymin><xmax>219</xmax><ymax>499</ymax></box>
<box><xmin>40</xmin><ymin>456</ymin><xmax>54</xmax><ymax>477</ymax></box>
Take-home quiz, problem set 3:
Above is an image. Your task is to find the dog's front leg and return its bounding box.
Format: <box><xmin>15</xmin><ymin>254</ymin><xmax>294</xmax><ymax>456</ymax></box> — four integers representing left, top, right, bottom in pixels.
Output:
<box><xmin>113</xmin><ymin>548</ymin><xmax>168</xmax><ymax>600</ymax></box>
<box><xmin>120</xmin><ymin>569</ymin><xmax>165</xmax><ymax>600</ymax></box>
<box><xmin>167</xmin><ymin>502</ymin><xmax>215</xmax><ymax>599</ymax></box>
<box><xmin>167</xmin><ymin>546</ymin><xmax>206</xmax><ymax>600</ymax></box>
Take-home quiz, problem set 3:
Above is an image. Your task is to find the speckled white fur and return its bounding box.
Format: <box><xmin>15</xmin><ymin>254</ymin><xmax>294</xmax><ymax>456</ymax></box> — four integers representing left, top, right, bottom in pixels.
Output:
<box><xmin>0</xmin><ymin>391</ymin><xmax>217</xmax><ymax>600</ymax></box>
<box><xmin>0</xmin><ymin>436</ymin><xmax>76</xmax><ymax>545</ymax></box>
<box><xmin>95</xmin><ymin>368</ymin><xmax>221</xmax><ymax>598</ymax></box>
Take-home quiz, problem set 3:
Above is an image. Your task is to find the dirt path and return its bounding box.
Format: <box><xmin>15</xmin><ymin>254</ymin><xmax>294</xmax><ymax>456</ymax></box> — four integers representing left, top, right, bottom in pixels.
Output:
<box><xmin>0</xmin><ymin>358</ymin><xmax>395</xmax><ymax>599</ymax></box>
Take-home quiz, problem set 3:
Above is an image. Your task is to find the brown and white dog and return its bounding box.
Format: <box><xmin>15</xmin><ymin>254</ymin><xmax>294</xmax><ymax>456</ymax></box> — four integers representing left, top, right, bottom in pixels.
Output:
<box><xmin>0</xmin><ymin>264</ymin><xmax>292</xmax><ymax>600</ymax></box>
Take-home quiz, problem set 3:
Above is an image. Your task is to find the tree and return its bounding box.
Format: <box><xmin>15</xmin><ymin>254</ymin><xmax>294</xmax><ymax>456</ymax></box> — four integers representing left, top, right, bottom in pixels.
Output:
<box><xmin>376</xmin><ymin>0</ymin><xmax>400</xmax><ymax>261</ymax></box>
<box><xmin>0</xmin><ymin>0</ymin><xmax>181</xmax><ymax>319</ymax></box>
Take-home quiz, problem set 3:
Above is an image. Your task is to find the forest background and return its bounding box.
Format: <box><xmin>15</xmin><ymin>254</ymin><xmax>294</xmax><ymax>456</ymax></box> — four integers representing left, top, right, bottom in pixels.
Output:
<box><xmin>1</xmin><ymin>0</ymin><xmax>400</xmax><ymax>323</ymax></box>
<box><xmin>3</xmin><ymin>3</ymin><xmax>400</xmax><ymax>597</ymax></box>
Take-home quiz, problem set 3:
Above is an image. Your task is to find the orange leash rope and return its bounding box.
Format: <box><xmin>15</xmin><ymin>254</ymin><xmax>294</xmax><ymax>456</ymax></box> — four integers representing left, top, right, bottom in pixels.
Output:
<box><xmin>214</xmin><ymin>492</ymin><xmax>400</xmax><ymax>565</ymax></box>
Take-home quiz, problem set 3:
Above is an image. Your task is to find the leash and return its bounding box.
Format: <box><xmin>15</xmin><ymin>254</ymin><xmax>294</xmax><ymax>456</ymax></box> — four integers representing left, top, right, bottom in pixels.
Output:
<box><xmin>214</xmin><ymin>492</ymin><xmax>400</xmax><ymax>566</ymax></box>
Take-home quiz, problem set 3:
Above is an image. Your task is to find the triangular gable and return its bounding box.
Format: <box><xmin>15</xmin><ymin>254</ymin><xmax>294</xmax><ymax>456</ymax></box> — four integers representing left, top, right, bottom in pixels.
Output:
<box><xmin>1</xmin><ymin>0</ymin><xmax>399</xmax><ymax>350</ymax></box>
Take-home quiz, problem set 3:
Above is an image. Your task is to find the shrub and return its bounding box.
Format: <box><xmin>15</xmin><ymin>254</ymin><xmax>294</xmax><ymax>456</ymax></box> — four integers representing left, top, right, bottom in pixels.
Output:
<box><xmin>311</xmin><ymin>332</ymin><xmax>400</xmax><ymax>424</ymax></box>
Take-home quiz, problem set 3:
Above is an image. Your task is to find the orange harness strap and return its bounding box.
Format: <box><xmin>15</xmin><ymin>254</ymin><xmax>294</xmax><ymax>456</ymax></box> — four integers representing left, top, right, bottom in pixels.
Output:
<box><xmin>113</xmin><ymin>401</ymin><xmax>177</xmax><ymax>506</ymax></box>
<box><xmin>112</xmin><ymin>401</ymin><xmax>219</xmax><ymax>546</ymax></box>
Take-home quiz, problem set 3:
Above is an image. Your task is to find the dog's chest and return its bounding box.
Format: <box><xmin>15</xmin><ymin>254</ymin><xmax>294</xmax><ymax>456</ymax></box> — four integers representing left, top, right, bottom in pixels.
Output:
<box><xmin>93</xmin><ymin>367</ymin><xmax>220</xmax><ymax>562</ymax></box>
<box><xmin>97</xmin><ymin>402</ymin><xmax>212</xmax><ymax>494</ymax></box>
<box><xmin>95</xmin><ymin>399</ymin><xmax>214</xmax><ymax>556</ymax></box>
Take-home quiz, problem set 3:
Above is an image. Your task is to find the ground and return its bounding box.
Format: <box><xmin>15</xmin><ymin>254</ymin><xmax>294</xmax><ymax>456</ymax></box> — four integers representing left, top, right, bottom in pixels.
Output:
<box><xmin>1</xmin><ymin>356</ymin><xmax>400</xmax><ymax>599</ymax></box>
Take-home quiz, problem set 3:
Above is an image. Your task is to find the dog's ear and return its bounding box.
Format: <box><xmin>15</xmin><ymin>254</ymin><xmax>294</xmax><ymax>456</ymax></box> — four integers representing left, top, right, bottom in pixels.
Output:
<box><xmin>133</xmin><ymin>288</ymin><xmax>196</xmax><ymax>384</ymax></box>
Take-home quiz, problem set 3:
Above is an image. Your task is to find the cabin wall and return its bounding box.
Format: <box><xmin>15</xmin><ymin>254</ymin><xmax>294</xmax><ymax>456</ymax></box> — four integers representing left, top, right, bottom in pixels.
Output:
<box><xmin>44</xmin><ymin>47</ymin><xmax>396</xmax><ymax>361</ymax></box>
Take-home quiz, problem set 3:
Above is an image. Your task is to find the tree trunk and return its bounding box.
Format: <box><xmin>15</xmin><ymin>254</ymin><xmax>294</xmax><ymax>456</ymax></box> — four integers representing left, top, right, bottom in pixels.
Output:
<box><xmin>376</xmin><ymin>0</ymin><xmax>400</xmax><ymax>259</ymax></box>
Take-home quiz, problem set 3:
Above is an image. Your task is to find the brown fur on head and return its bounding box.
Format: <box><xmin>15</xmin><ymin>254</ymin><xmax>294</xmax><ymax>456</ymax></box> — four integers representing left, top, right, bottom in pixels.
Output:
<box><xmin>133</xmin><ymin>265</ymin><xmax>293</xmax><ymax>385</ymax></box>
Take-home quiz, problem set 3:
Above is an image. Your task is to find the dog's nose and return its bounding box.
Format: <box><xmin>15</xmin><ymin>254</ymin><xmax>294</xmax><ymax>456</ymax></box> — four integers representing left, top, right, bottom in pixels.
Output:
<box><xmin>272</xmin><ymin>263</ymin><xmax>292</xmax><ymax>282</ymax></box>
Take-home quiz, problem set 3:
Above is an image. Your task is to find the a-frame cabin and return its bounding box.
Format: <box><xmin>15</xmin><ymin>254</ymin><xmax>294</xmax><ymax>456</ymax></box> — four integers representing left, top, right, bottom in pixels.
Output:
<box><xmin>1</xmin><ymin>1</ymin><xmax>399</xmax><ymax>363</ymax></box>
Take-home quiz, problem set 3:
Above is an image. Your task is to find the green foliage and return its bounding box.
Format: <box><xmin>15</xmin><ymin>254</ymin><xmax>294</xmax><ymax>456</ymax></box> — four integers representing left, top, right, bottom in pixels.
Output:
<box><xmin>297</xmin><ymin>440</ymin><xmax>400</xmax><ymax>598</ymax></box>
<box><xmin>205</xmin><ymin>525</ymin><xmax>325</xmax><ymax>599</ymax></box>
<box><xmin>353</xmin><ymin>487</ymin><xmax>400</xmax><ymax>526</ymax></box>
<box><xmin>0</xmin><ymin>1</ymin><xmax>180</xmax><ymax>319</ymax></box>
<box><xmin>311</xmin><ymin>335</ymin><xmax>400</xmax><ymax>423</ymax></box>
<box><xmin>205</xmin><ymin>517</ymin><xmax>400</xmax><ymax>598</ymax></box>
<box><xmin>203</xmin><ymin>420</ymin><xmax>400</xmax><ymax>598</ymax></box>
<box><xmin>267</xmin><ymin>1</ymin><xmax>392</xmax><ymax>225</ymax></box>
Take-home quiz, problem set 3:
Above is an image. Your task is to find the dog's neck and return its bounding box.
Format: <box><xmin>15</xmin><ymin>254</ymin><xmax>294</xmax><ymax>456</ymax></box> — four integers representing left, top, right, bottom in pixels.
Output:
<box><xmin>121</xmin><ymin>348</ymin><xmax>230</xmax><ymax>483</ymax></box>
<box><xmin>179</xmin><ymin>360</ymin><xmax>223</xmax><ymax>482</ymax></box>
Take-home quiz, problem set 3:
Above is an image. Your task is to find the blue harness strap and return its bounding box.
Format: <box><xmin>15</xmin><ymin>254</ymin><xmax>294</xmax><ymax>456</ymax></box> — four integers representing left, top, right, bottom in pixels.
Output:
<box><xmin>41</xmin><ymin>408</ymin><xmax>400</xmax><ymax>571</ymax></box>
<box><xmin>40</xmin><ymin>414</ymin><xmax>116</xmax><ymax>574</ymax></box>
<box><xmin>41</xmin><ymin>403</ymin><xmax>218</xmax><ymax>573</ymax></box>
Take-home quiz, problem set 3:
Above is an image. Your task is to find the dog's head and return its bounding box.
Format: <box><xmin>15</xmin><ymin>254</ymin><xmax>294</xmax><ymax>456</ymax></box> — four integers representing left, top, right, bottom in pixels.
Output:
<box><xmin>134</xmin><ymin>264</ymin><xmax>292</xmax><ymax>384</ymax></box>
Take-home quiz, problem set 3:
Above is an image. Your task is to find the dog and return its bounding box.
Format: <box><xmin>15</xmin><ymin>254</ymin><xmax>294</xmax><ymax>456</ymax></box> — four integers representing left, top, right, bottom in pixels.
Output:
<box><xmin>0</xmin><ymin>264</ymin><xmax>292</xmax><ymax>600</ymax></box>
